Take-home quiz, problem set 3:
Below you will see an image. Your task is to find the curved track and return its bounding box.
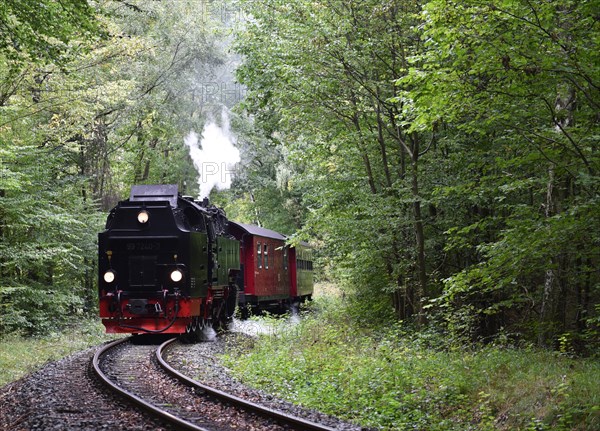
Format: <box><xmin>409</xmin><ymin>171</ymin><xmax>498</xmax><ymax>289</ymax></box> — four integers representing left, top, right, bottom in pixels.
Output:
<box><xmin>93</xmin><ymin>337</ymin><xmax>337</xmax><ymax>431</ymax></box>
<box><xmin>157</xmin><ymin>338</ymin><xmax>336</xmax><ymax>431</ymax></box>
<box><xmin>93</xmin><ymin>338</ymin><xmax>209</xmax><ymax>431</ymax></box>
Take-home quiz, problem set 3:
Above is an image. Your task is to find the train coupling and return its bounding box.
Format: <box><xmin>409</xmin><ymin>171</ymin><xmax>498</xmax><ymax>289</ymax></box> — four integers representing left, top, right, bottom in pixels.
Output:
<box><xmin>126</xmin><ymin>299</ymin><xmax>163</xmax><ymax>315</ymax></box>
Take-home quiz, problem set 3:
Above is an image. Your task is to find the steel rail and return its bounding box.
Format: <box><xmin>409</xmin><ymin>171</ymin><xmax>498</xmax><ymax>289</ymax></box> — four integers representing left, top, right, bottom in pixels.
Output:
<box><xmin>92</xmin><ymin>337</ymin><xmax>211</xmax><ymax>431</ymax></box>
<box><xmin>157</xmin><ymin>338</ymin><xmax>337</xmax><ymax>431</ymax></box>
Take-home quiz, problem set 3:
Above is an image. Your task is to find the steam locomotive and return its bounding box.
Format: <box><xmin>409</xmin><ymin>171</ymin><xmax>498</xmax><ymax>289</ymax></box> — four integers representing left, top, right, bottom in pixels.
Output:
<box><xmin>98</xmin><ymin>184</ymin><xmax>313</xmax><ymax>340</ymax></box>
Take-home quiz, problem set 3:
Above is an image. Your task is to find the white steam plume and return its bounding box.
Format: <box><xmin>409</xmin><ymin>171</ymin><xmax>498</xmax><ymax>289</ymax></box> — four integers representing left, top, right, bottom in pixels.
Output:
<box><xmin>184</xmin><ymin>110</ymin><xmax>240</xmax><ymax>199</ymax></box>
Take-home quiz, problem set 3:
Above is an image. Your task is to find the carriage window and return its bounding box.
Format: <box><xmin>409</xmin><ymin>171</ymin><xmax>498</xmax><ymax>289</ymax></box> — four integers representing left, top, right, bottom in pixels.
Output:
<box><xmin>297</xmin><ymin>258</ymin><xmax>312</xmax><ymax>271</ymax></box>
<box><xmin>283</xmin><ymin>248</ymin><xmax>288</xmax><ymax>271</ymax></box>
<box><xmin>264</xmin><ymin>244</ymin><xmax>269</xmax><ymax>269</ymax></box>
<box><xmin>257</xmin><ymin>242</ymin><xmax>262</xmax><ymax>269</ymax></box>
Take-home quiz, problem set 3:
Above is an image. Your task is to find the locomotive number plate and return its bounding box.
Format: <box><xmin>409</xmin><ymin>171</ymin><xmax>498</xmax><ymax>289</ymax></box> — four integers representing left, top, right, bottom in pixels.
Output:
<box><xmin>126</xmin><ymin>241</ymin><xmax>161</xmax><ymax>252</ymax></box>
<box><xmin>109</xmin><ymin>237</ymin><xmax>178</xmax><ymax>252</ymax></box>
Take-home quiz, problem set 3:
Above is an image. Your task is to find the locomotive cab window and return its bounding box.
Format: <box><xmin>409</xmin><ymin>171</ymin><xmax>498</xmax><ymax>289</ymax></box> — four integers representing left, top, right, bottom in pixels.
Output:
<box><xmin>257</xmin><ymin>242</ymin><xmax>262</xmax><ymax>269</ymax></box>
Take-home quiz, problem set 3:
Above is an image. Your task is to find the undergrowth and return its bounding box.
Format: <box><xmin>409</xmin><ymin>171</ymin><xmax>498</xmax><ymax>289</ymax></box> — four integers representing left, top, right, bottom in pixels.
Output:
<box><xmin>222</xmin><ymin>297</ymin><xmax>600</xmax><ymax>430</ymax></box>
<box><xmin>0</xmin><ymin>319</ymin><xmax>119</xmax><ymax>387</ymax></box>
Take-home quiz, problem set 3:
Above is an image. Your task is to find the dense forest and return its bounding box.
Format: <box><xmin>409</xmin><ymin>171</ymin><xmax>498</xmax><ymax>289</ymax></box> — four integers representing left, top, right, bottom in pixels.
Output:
<box><xmin>0</xmin><ymin>0</ymin><xmax>598</xmax><ymax>354</ymax></box>
<box><xmin>232</xmin><ymin>0</ymin><xmax>600</xmax><ymax>353</ymax></box>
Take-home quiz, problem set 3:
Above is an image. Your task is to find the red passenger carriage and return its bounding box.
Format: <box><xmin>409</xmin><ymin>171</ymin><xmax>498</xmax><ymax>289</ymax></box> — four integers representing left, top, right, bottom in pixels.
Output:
<box><xmin>229</xmin><ymin>222</ymin><xmax>313</xmax><ymax>315</ymax></box>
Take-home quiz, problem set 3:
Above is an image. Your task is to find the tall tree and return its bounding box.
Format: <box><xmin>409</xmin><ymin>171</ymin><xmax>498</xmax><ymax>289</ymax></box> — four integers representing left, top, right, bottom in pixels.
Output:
<box><xmin>399</xmin><ymin>0</ymin><xmax>599</xmax><ymax>345</ymax></box>
<box><xmin>235</xmin><ymin>0</ymin><xmax>437</xmax><ymax>318</ymax></box>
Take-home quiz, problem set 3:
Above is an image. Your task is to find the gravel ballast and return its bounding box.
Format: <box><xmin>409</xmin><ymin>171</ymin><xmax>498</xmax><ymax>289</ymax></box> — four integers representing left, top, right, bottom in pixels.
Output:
<box><xmin>0</xmin><ymin>346</ymin><xmax>170</xmax><ymax>431</ymax></box>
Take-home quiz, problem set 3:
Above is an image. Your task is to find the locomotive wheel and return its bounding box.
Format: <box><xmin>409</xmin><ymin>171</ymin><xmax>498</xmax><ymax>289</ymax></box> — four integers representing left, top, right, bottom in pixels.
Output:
<box><xmin>212</xmin><ymin>285</ymin><xmax>238</xmax><ymax>332</ymax></box>
<box><xmin>181</xmin><ymin>317</ymin><xmax>205</xmax><ymax>343</ymax></box>
<box><xmin>181</xmin><ymin>319</ymin><xmax>197</xmax><ymax>343</ymax></box>
<box><xmin>224</xmin><ymin>284</ymin><xmax>238</xmax><ymax>323</ymax></box>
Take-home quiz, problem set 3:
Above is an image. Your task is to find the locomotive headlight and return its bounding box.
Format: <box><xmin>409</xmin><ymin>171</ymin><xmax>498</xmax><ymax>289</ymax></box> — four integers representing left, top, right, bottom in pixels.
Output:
<box><xmin>170</xmin><ymin>269</ymin><xmax>183</xmax><ymax>283</ymax></box>
<box><xmin>137</xmin><ymin>210</ymin><xmax>149</xmax><ymax>224</ymax></box>
<box><xmin>103</xmin><ymin>270</ymin><xmax>116</xmax><ymax>283</ymax></box>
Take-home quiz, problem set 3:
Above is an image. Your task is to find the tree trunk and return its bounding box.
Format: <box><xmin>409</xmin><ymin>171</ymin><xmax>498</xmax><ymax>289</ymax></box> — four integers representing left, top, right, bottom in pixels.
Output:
<box><xmin>410</xmin><ymin>135</ymin><xmax>428</xmax><ymax>320</ymax></box>
<box><xmin>375</xmin><ymin>98</ymin><xmax>392</xmax><ymax>189</ymax></box>
<box><xmin>538</xmin><ymin>162</ymin><xmax>556</xmax><ymax>346</ymax></box>
<box><xmin>350</xmin><ymin>96</ymin><xmax>377</xmax><ymax>195</ymax></box>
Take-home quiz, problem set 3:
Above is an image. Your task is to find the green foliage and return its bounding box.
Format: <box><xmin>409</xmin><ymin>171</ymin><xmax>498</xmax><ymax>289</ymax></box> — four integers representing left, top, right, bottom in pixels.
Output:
<box><xmin>402</xmin><ymin>0</ymin><xmax>600</xmax><ymax>348</ymax></box>
<box><xmin>222</xmin><ymin>298</ymin><xmax>600</xmax><ymax>430</ymax></box>
<box><xmin>0</xmin><ymin>284</ymin><xmax>83</xmax><ymax>336</ymax></box>
<box><xmin>0</xmin><ymin>143</ymin><xmax>105</xmax><ymax>335</ymax></box>
<box><xmin>234</xmin><ymin>0</ymin><xmax>600</xmax><ymax>349</ymax></box>
<box><xmin>0</xmin><ymin>0</ymin><xmax>100</xmax><ymax>65</ymax></box>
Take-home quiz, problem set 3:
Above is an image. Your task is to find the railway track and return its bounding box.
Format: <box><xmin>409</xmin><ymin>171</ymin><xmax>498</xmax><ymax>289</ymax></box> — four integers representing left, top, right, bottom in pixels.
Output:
<box><xmin>92</xmin><ymin>337</ymin><xmax>338</xmax><ymax>431</ymax></box>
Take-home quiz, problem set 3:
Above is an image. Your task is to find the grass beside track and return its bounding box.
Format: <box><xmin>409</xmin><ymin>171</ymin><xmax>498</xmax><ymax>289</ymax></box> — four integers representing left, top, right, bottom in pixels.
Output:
<box><xmin>0</xmin><ymin>320</ymin><xmax>120</xmax><ymax>387</ymax></box>
<box><xmin>222</xmin><ymin>299</ymin><xmax>600</xmax><ymax>431</ymax></box>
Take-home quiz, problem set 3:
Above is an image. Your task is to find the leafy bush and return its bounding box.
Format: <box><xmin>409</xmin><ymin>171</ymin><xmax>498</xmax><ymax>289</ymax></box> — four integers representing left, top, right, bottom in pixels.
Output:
<box><xmin>0</xmin><ymin>283</ymin><xmax>84</xmax><ymax>336</ymax></box>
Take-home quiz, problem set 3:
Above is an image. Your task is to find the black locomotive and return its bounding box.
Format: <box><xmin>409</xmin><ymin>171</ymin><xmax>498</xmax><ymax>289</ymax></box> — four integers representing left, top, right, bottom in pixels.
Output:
<box><xmin>98</xmin><ymin>185</ymin><xmax>240</xmax><ymax>341</ymax></box>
